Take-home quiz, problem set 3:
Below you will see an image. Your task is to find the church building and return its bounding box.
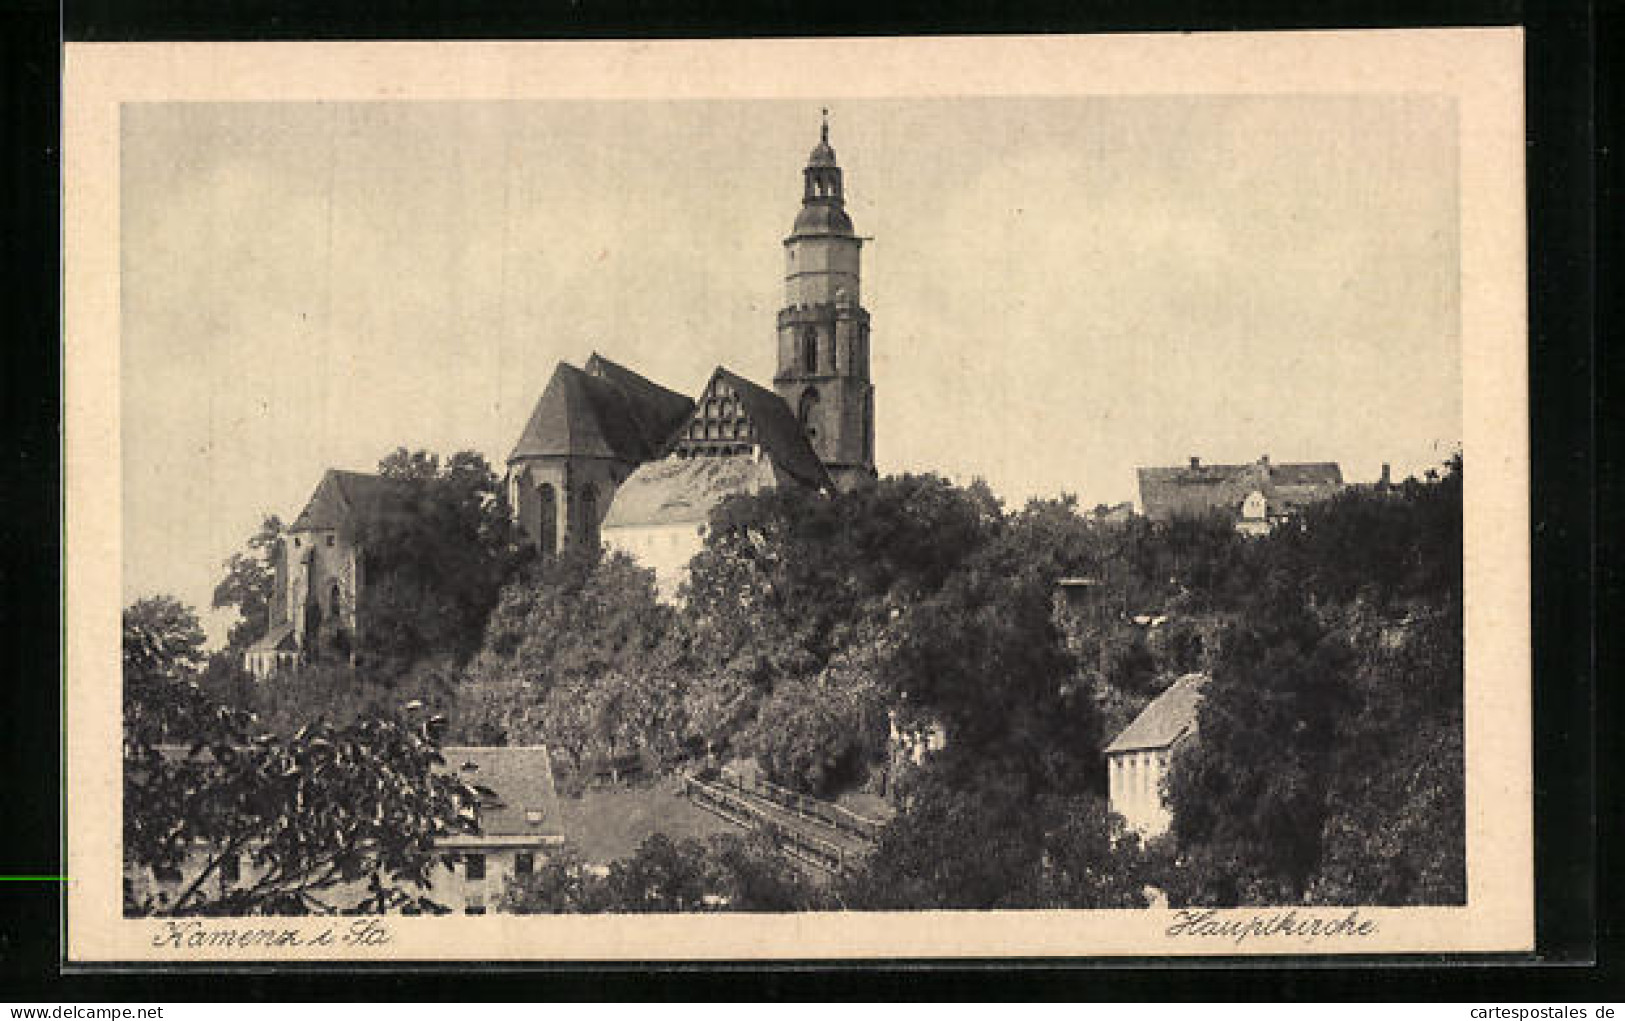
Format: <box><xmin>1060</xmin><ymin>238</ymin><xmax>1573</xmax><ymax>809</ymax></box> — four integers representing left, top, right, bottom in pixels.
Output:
<box><xmin>243</xmin><ymin>469</ymin><xmax>418</xmax><ymax>679</ymax></box>
<box><xmin>508</xmin><ymin>115</ymin><xmax>878</xmax><ymax>596</ymax></box>
<box><xmin>247</xmin><ymin>116</ymin><xmax>880</xmax><ymax>674</ymax></box>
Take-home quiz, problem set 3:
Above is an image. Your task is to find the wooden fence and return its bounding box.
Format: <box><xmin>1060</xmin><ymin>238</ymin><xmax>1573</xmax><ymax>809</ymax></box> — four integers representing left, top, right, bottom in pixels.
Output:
<box><xmin>712</xmin><ymin>768</ymin><xmax>888</xmax><ymax>842</ymax></box>
<box><xmin>681</xmin><ymin>774</ymin><xmax>864</xmax><ymax>875</ymax></box>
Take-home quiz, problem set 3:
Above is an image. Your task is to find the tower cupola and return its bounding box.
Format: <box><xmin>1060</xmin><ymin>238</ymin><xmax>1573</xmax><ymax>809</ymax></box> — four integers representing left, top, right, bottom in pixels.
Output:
<box><xmin>795</xmin><ymin>111</ymin><xmax>854</xmax><ymax>237</ymax></box>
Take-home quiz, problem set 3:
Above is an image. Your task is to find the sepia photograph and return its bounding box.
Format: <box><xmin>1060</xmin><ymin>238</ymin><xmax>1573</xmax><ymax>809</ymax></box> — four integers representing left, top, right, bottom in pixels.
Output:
<box><xmin>65</xmin><ymin>33</ymin><xmax>1531</xmax><ymax>960</ymax></box>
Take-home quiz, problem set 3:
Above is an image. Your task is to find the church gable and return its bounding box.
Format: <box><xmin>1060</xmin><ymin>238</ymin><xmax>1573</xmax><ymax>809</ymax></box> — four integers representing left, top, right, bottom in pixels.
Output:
<box><xmin>672</xmin><ymin>367</ymin><xmax>833</xmax><ymax>492</ymax></box>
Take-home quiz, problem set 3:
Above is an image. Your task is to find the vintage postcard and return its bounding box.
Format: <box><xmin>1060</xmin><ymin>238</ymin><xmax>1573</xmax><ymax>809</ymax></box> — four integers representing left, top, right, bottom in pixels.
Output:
<box><xmin>64</xmin><ymin>31</ymin><xmax>1530</xmax><ymax>961</ymax></box>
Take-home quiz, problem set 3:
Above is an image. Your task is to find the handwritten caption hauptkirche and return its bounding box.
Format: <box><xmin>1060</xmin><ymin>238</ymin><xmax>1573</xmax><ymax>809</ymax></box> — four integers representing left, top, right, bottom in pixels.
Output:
<box><xmin>1165</xmin><ymin>909</ymin><xmax>1379</xmax><ymax>946</ymax></box>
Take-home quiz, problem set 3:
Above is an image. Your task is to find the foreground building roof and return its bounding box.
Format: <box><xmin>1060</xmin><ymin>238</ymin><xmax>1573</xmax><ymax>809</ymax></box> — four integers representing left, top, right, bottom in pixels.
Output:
<box><xmin>1104</xmin><ymin>673</ymin><xmax>1210</xmax><ymax>755</ymax></box>
<box><xmin>442</xmin><ymin>745</ymin><xmax>563</xmax><ymax>840</ymax></box>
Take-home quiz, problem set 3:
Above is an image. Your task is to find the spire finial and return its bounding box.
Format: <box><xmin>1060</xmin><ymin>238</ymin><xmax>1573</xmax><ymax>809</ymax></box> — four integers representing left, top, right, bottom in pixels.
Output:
<box><xmin>820</xmin><ymin>107</ymin><xmax>829</xmax><ymax>142</ymax></box>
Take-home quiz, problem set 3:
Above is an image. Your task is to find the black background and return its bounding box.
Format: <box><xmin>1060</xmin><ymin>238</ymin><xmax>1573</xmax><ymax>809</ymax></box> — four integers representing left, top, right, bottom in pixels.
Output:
<box><xmin>0</xmin><ymin>0</ymin><xmax>1605</xmax><ymax>999</ymax></box>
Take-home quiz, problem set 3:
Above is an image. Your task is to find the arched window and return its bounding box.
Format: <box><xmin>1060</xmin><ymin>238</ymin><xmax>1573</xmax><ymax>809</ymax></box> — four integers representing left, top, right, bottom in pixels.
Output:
<box><xmin>798</xmin><ymin>388</ymin><xmax>821</xmax><ymax>442</ymax></box>
<box><xmin>329</xmin><ymin>582</ymin><xmax>342</xmax><ymax>619</ymax></box>
<box><xmin>537</xmin><ymin>483</ymin><xmax>557</xmax><ymax>554</ymax></box>
<box><xmin>802</xmin><ymin>327</ymin><xmax>818</xmax><ymax>374</ymax></box>
<box><xmin>579</xmin><ymin>484</ymin><xmax>599</xmax><ymax>551</ymax></box>
<box><xmin>864</xmin><ymin>389</ymin><xmax>874</xmax><ymax>462</ymax></box>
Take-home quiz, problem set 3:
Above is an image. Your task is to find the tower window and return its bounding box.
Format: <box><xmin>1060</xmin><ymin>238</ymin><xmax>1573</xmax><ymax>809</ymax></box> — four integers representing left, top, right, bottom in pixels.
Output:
<box><xmin>802</xmin><ymin>327</ymin><xmax>818</xmax><ymax>373</ymax></box>
<box><xmin>799</xmin><ymin>388</ymin><xmax>821</xmax><ymax>442</ymax></box>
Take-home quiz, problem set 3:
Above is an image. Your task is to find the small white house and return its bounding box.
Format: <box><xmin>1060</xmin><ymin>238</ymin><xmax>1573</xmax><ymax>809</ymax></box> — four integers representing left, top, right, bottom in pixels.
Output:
<box><xmin>1104</xmin><ymin>673</ymin><xmax>1209</xmax><ymax>838</ymax></box>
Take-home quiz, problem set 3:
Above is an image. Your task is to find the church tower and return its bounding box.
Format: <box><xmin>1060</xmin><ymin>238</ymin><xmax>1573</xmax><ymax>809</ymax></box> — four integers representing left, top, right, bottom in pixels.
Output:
<box><xmin>775</xmin><ymin>113</ymin><xmax>876</xmax><ymax>492</ymax></box>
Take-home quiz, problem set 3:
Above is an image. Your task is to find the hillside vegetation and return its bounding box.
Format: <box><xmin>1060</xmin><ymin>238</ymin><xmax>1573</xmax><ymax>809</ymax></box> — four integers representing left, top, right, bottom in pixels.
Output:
<box><xmin>186</xmin><ymin>453</ymin><xmax>1464</xmax><ymax>910</ymax></box>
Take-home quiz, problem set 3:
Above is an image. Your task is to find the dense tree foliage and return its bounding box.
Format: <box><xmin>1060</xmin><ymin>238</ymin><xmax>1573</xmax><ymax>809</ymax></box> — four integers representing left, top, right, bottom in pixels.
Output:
<box><xmin>1161</xmin><ymin>457</ymin><xmax>1464</xmax><ymax>906</ymax></box>
<box><xmin>211</xmin><ymin>515</ymin><xmax>285</xmax><ymax>651</ymax></box>
<box><xmin>122</xmin><ymin>595</ymin><xmax>479</xmax><ymax>916</ymax></box>
<box><xmin>501</xmin><ymin>832</ymin><xmax>833</xmax><ymax>913</ymax></box>
<box><xmin>216</xmin><ymin>445</ymin><xmax>1462</xmax><ymax>911</ymax></box>
<box><xmin>453</xmin><ymin>550</ymin><xmax>684</xmax><ymax>773</ymax></box>
<box><xmin>353</xmin><ymin>448</ymin><xmax>519</xmax><ymax>672</ymax></box>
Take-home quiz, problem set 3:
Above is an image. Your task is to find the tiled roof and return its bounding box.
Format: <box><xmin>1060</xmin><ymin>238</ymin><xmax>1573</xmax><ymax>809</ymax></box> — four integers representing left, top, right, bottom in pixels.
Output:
<box><xmin>601</xmin><ymin>452</ymin><xmax>790</xmax><ymax>530</ymax></box>
<box><xmin>584</xmin><ymin>352</ymin><xmax>696</xmax><ymax>455</ymax></box>
<box><xmin>442</xmin><ymin>745</ymin><xmax>563</xmax><ymax>838</ymax></box>
<box><xmin>289</xmin><ymin>470</ymin><xmax>421</xmax><ymax>533</ymax></box>
<box><xmin>1105</xmin><ymin>673</ymin><xmax>1210</xmax><ymax>755</ymax></box>
<box><xmin>507</xmin><ymin>363</ymin><xmax>647</xmax><ymax>463</ymax></box>
<box><xmin>509</xmin><ymin>359</ymin><xmax>694</xmax><ymax>466</ymax></box>
<box><xmin>1137</xmin><ymin>459</ymin><xmax>1342</xmax><ymax>521</ymax></box>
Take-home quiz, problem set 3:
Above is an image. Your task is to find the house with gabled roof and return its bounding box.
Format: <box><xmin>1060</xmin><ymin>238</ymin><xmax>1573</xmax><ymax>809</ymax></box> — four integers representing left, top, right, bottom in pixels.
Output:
<box><xmin>438</xmin><ymin>745</ymin><xmax>567</xmax><ymax>914</ymax></box>
<box><xmin>1104</xmin><ymin>672</ymin><xmax>1210</xmax><ymax>836</ymax></box>
<box><xmin>503</xmin><ymin>116</ymin><xmax>876</xmax><ymax>597</ymax></box>
<box><xmin>1137</xmin><ymin>455</ymin><xmax>1344</xmax><ymax>535</ymax></box>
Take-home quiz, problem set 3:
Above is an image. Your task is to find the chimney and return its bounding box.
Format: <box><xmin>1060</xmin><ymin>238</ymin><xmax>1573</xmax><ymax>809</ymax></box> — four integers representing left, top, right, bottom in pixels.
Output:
<box><xmin>1189</xmin><ymin>456</ymin><xmax>1200</xmax><ymax>469</ymax></box>
<box><xmin>1259</xmin><ymin>454</ymin><xmax>1271</xmax><ymax>468</ymax></box>
<box><xmin>1380</xmin><ymin>462</ymin><xmax>1392</xmax><ymax>486</ymax></box>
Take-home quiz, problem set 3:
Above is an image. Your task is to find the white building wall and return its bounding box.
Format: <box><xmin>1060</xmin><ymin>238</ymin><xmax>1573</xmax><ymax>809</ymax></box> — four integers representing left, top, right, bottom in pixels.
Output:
<box><xmin>1107</xmin><ymin>747</ymin><xmax>1174</xmax><ymax>837</ymax></box>
<box><xmin>603</xmin><ymin>522</ymin><xmax>707</xmax><ymax>602</ymax></box>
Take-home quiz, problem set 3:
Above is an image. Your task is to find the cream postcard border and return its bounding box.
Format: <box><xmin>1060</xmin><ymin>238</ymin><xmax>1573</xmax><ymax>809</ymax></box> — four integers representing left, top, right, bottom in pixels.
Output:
<box><xmin>64</xmin><ymin>31</ymin><xmax>1530</xmax><ymax>961</ymax></box>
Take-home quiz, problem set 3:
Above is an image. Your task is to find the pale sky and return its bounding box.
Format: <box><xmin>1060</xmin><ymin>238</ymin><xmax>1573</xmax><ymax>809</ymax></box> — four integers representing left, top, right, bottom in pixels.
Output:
<box><xmin>121</xmin><ymin>97</ymin><xmax>1461</xmax><ymax>643</ymax></box>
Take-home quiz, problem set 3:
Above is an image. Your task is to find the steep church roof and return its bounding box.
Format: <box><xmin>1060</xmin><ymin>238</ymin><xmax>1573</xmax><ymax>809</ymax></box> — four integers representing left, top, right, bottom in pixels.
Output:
<box><xmin>1105</xmin><ymin>673</ymin><xmax>1210</xmax><ymax>755</ymax></box>
<box><xmin>1137</xmin><ymin>457</ymin><xmax>1343</xmax><ymax>522</ymax></box>
<box><xmin>288</xmin><ymin>469</ymin><xmax>420</xmax><ymax>533</ymax></box>
<box><xmin>584</xmin><ymin>352</ymin><xmax>696</xmax><ymax>453</ymax></box>
<box><xmin>508</xmin><ymin>359</ymin><xmax>694</xmax><ymax>465</ymax></box>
